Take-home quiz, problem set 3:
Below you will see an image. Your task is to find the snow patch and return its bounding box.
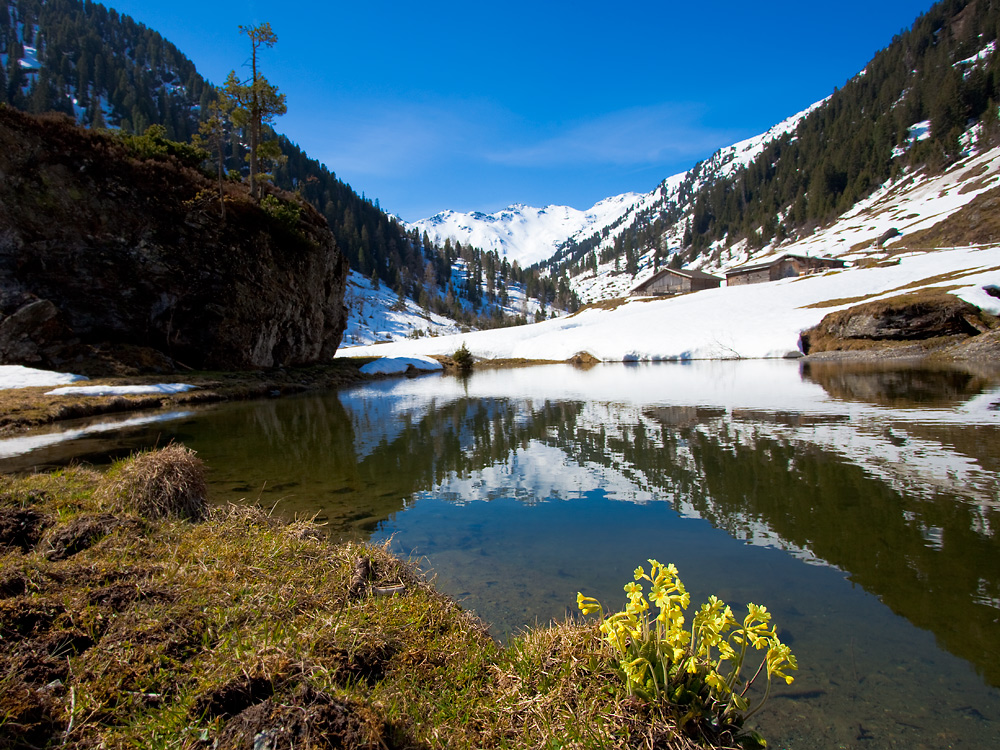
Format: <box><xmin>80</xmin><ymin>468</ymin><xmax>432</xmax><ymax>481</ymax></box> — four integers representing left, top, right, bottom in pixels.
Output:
<box><xmin>0</xmin><ymin>411</ymin><xmax>193</xmax><ymax>461</ymax></box>
<box><xmin>337</xmin><ymin>247</ymin><xmax>1000</xmax><ymax>363</ymax></box>
<box><xmin>359</xmin><ymin>356</ymin><xmax>444</xmax><ymax>375</ymax></box>
<box><xmin>0</xmin><ymin>365</ymin><xmax>89</xmax><ymax>390</ymax></box>
<box><xmin>44</xmin><ymin>383</ymin><xmax>196</xmax><ymax>397</ymax></box>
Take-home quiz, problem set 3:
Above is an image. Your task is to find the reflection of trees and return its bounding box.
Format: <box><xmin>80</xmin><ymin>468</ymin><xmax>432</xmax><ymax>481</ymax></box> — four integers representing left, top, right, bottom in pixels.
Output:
<box><xmin>190</xmin><ymin>393</ymin><xmax>585</xmax><ymax>538</ymax></box>
<box><xmin>33</xmin><ymin>377</ymin><xmax>998</xmax><ymax>685</ymax></box>
<box><xmin>356</xmin><ymin>398</ymin><xmax>585</xmax><ymax>495</ymax></box>
<box><xmin>549</xmin><ymin>404</ymin><xmax>1000</xmax><ymax>687</ymax></box>
<box><xmin>687</xmin><ymin>422</ymin><xmax>1000</xmax><ymax>686</ymax></box>
<box><xmin>170</xmin><ymin>395</ymin><xmax>376</xmax><ymax>535</ymax></box>
<box><xmin>205</xmin><ymin>378</ymin><xmax>1000</xmax><ymax>683</ymax></box>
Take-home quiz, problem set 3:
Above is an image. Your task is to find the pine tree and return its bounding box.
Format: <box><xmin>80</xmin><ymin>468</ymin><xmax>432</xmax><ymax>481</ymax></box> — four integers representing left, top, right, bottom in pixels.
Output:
<box><xmin>224</xmin><ymin>22</ymin><xmax>287</xmax><ymax>200</ymax></box>
<box><xmin>193</xmin><ymin>94</ymin><xmax>234</xmax><ymax>219</ymax></box>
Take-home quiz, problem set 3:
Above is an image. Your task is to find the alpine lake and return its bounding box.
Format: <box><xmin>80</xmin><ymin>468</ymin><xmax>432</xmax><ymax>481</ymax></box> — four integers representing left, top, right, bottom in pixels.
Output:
<box><xmin>3</xmin><ymin>359</ymin><xmax>1000</xmax><ymax>749</ymax></box>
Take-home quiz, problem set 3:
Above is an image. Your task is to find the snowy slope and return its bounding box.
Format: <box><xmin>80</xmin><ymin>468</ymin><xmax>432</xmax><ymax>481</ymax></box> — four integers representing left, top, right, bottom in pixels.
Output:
<box><xmin>337</xmin><ymin>246</ymin><xmax>1000</xmax><ymax>362</ymax></box>
<box><xmin>341</xmin><ymin>271</ymin><xmax>464</xmax><ymax>346</ymax></box>
<box><xmin>560</xmin><ymin>102</ymin><xmax>831</xmax><ymax>302</ymax></box>
<box><xmin>341</xmin><ymin>265</ymin><xmax>553</xmax><ymax>347</ymax></box>
<box><xmin>408</xmin><ymin>103</ymin><xmax>828</xmax><ymax>276</ymax></box>
<box><xmin>408</xmin><ymin>193</ymin><xmax>642</xmax><ymax>268</ymax></box>
<box><xmin>344</xmin><ymin>103</ymin><xmax>1000</xmax><ymax>363</ymax></box>
<box><xmin>565</xmin><ymin>113</ymin><xmax>1000</xmax><ymax>303</ymax></box>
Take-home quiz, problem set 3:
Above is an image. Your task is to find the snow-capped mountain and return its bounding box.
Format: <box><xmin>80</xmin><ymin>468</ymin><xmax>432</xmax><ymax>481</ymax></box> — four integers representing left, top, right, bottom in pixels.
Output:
<box><xmin>406</xmin><ymin>100</ymin><xmax>827</xmax><ymax>297</ymax></box>
<box><xmin>408</xmin><ymin>193</ymin><xmax>641</xmax><ymax>269</ymax></box>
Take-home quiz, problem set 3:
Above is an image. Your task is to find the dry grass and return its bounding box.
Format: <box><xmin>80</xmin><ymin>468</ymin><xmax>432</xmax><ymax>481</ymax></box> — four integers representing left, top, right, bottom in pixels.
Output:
<box><xmin>568</xmin><ymin>296</ymin><xmax>634</xmax><ymax>317</ymax></box>
<box><xmin>802</xmin><ymin>292</ymin><xmax>883</xmax><ymax>310</ymax></box>
<box><xmin>0</xmin><ymin>461</ymin><xmax>743</xmax><ymax>749</ymax></box>
<box><xmin>897</xmin><ymin>185</ymin><xmax>1000</xmax><ymax>248</ymax></box>
<box><xmin>95</xmin><ymin>444</ymin><xmax>208</xmax><ymax>521</ymax></box>
<box><xmin>802</xmin><ymin>266</ymin><xmax>997</xmax><ymax>310</ymax></box>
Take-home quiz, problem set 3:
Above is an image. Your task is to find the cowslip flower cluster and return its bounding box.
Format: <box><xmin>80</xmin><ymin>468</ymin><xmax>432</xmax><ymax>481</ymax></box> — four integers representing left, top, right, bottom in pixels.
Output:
<box><xmin>577</xmin><ymin>560</ymin><xmax>797</xmax><ymax>729</ymax></box>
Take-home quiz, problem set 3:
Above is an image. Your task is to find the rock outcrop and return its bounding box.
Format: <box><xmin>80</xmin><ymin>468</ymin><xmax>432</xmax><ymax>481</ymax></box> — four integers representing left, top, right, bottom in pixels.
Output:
<box><xmin>0</xmin><ymin>107</ymin><xmax>348</xmax><ymax>373</ymax></box>
<box><xmin>799</xmin><ymin>292</ymin><xmax>998</xmax><ymax>355</ymax></box>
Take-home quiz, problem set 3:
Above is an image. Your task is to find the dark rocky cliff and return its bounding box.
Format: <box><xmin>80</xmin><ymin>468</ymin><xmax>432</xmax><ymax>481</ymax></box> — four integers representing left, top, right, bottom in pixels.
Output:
<box><xmin>0</xmin><ymin>106</ymin><xmax>349</xmax><ymax>374</ymax></box>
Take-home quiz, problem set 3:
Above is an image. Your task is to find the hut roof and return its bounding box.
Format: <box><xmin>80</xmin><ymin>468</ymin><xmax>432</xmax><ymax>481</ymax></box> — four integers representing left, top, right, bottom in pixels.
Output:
<box><xmin>631</xmin><ymin>267</ymin><xmax>722</xmax><ymax>292</ymax></box>
<box><xmin>724</xmin><ymin>254</ymin><xmax>845</xmax><ymax>277</ymax></box>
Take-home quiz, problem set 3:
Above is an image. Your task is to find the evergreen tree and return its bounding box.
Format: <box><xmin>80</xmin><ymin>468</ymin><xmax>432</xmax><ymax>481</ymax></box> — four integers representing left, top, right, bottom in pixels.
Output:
<box><xmin>193</xmin><ymin>94</ymin><xmax>234</xmax><ymax>219</ymax></box>
<box><xmin>223</xmin><ymin>22</ymin><xmax>286</xmax><ymax>200</ymax></box>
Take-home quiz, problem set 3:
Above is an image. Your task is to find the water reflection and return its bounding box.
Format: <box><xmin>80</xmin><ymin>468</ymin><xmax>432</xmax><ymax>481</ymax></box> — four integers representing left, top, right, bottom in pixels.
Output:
<box><xmin>3</xmin><ymin>360</ymin><xmax>1000</xmax><ymax>748</ymax></box>
<box><xmin>803</xmin><ymin>359</ymin><xmax>1000</xmax><ymax>407</ymax></box>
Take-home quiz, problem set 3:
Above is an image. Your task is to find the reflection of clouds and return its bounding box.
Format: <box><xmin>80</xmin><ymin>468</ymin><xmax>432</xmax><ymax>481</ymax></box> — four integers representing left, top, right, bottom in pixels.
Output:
<box><xmin>714</xmin><ymin>417</ymin><xmax>999</xmax><ymax>509</ymax></box>
<box><xmin>390</xmin><ymin>370</ymin><xmax>999</xmax><ymax>569</ymax></box>
<box><xmin>418</xmin><ymin>440</ymin><xmax>659</xmax><ymax>507</ymax></box>
<box><xmin>414</xmin><ymin>401</ymin><xmax>834</xmax><ymax>567</ymax></box>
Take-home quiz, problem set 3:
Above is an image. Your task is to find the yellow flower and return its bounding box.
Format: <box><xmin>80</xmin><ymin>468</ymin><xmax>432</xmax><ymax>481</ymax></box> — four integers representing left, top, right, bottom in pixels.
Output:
<box><xmin>650</xmin><ymin>586</ymin><xmax>670</xmax><ymax>608</ymax></box>
<box><xmin>576</xmin><ymin>592</ymin><xmax>602</xmax><ymax>615</ymax></box>
<box><xmin>705</xmin><ymin>671</ymin><xmax>731</xmax><ymax>695</ymax></box>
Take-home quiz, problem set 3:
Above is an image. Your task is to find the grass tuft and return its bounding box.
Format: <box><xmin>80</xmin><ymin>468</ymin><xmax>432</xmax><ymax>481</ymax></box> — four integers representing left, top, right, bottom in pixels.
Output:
<box><xmin>96</xmin><ymin>444</ymin><xmax>208</xmax><ymax>521</ymax></box>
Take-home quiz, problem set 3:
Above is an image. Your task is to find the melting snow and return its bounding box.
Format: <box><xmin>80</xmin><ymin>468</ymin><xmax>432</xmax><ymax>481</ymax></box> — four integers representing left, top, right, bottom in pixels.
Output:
<box><xmin>359</xmin><ymin>357</ymin><xmax>443</xmax><ymax>375</ymax></box>
<box><xmin>0</xmin><ymin>365</ymin><xmax>88</xmax><ymax>390</ymax></box>
<box><xmin>44</xmin><ymin>383</ymin><xmax>196</xmax><ymax>396</ymax></box>
<box><xmin>338</xmin><ymin>247</ymin><xmax>1000</xmax><ymax>363</ymax></box>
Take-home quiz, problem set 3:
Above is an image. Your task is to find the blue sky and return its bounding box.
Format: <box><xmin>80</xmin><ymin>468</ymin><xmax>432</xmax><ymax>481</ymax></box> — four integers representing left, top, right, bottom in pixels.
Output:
<box><xmin>107</xmin><ymin>0</ymin><xmax>938</xmax><ymax>221</ymax></box>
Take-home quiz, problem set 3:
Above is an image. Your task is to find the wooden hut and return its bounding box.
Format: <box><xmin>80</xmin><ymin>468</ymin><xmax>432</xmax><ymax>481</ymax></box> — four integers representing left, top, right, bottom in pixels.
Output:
<box><xmin>725</xmin><ymin>254</ymin><xmax>846</xmax><ymax>286</ymax></box>
<box><xmin>630</xmin><ymin>267</ymin><xmax>723</xmax><ymax>296</ymax></box>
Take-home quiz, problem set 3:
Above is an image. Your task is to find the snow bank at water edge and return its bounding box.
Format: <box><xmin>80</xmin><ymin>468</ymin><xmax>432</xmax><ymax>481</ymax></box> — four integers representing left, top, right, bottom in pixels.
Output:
<box><xmin>336</xmin><ymin>247</ymin><xmax>1000</xmax><ymax>362</ymax></box>
<box><xmin>45</xmin><ymin>383</ymin><xmax>197</xmax><ymax>397</ymax></box>
<box><xmin>359</xmin><ymin>356</ymin><xmax>444</xmax><ymax>375</ymax></box>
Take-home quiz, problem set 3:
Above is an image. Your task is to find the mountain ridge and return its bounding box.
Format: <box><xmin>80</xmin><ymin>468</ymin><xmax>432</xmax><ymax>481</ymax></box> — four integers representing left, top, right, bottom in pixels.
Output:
<box><xmin>405</xmin><ymin>98</ymin><xmax>830</xmax><ymax>283</ymax></box>
<box><xmin>408</xmin><ymin>192</ymin><xmax>643</xmax><ymax>269</ymax></box>
<box><xmin>408</xmin><ymin>0</ymin><xmax>1000</xmax><ymax>306</ymax></box>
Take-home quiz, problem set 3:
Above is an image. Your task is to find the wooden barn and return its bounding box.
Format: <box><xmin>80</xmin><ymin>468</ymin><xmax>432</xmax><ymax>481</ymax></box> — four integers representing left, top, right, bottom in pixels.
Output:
<box><xmin>630</xmin><ymin>267</ymin><xmax>723</xmax><ymax>296</ymax></box>
<box><xmin>725</xmin><ymin>254</ymin><xmax>847</xmax><ymax>286</ymax></box>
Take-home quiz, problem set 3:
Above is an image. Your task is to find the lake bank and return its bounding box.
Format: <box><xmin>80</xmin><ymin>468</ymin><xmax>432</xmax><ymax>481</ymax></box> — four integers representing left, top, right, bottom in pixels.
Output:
<box><xmin>2</xmin><ymin>329</ymin><xmax>998</xmax><ymax>441</ymax></box>
<box><xmin>3</xmin><ymin>359</ymin><xmax>998</xmax><ymax>748</ymax></box>
<box><xmin>0</xmin><ymin>360</ymin><xmax>376</xmax><ymax>437</ymax></box>
<box><xmin>0</xmin><ymin>459</ymin><xmax>733</xmax><ymax>750</ymax></box>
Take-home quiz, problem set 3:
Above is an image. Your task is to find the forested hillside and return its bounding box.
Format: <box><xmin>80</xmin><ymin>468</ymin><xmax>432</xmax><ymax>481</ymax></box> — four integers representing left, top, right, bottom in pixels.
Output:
<box><xmin>546</xmin><ymin>0</ymin><xmax>1000</xmax><ymax>282</ymax></box>
<box><xmin>0</xmin><ymin>0</ymin><xmax>575</xmax><ymax>326</ymax></box>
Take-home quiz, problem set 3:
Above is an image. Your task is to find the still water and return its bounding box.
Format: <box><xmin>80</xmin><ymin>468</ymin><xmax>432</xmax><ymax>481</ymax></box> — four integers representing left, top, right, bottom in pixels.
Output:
<box><xmin>4</xmin><ymin>360</ymin><xmax>1000</xmax><ymax>748</ymax></box>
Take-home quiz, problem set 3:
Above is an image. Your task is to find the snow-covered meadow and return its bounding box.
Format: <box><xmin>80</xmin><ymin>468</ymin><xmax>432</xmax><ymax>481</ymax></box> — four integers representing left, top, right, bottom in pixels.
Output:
<box><xmin>338</xmin><ymin>246</ymin><xmax>1000</xmax><ymax>362</ymax></box>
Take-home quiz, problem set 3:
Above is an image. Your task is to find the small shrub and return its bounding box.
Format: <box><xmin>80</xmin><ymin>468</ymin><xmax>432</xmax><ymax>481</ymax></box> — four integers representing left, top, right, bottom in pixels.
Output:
<box><xmin>117</xmin><ymin>124</ymin><xmax>208</xmax><ymax>168</ymax></box>
<box><xmin>452</xmin><ymin>342</ymin><xmax>474</xmax><ymax>371</ymax></box>
<box><xmin>261</xmin><ymin>194</ymin><xmax>302</xmax><ymax>229</ymax></box>
<box><xmin>96</xmin><ymin>444</ymin><xmax>208</xmax><ymax>521</ymax></box>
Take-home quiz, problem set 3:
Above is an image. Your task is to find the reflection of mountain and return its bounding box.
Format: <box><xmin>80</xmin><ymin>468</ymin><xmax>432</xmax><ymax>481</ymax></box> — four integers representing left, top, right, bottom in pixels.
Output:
<box><xmin>5</xmin><ymin>361</ymin><xmax>998</xmax><ymax>688</ymax></box>
<box><xmin>377</xmin><ymin>367</ymin><xmax>1000</xmax><ymax>686</ymax></box>
<box><xmin>682</xmin><ymin>422</ymin><xmax>1000</xmax><ymax>686</ymax></box>
<box><xmin>171</xmin><ymin>387</ymin><xmax>584</xmax><ymax>538</ymax></box>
